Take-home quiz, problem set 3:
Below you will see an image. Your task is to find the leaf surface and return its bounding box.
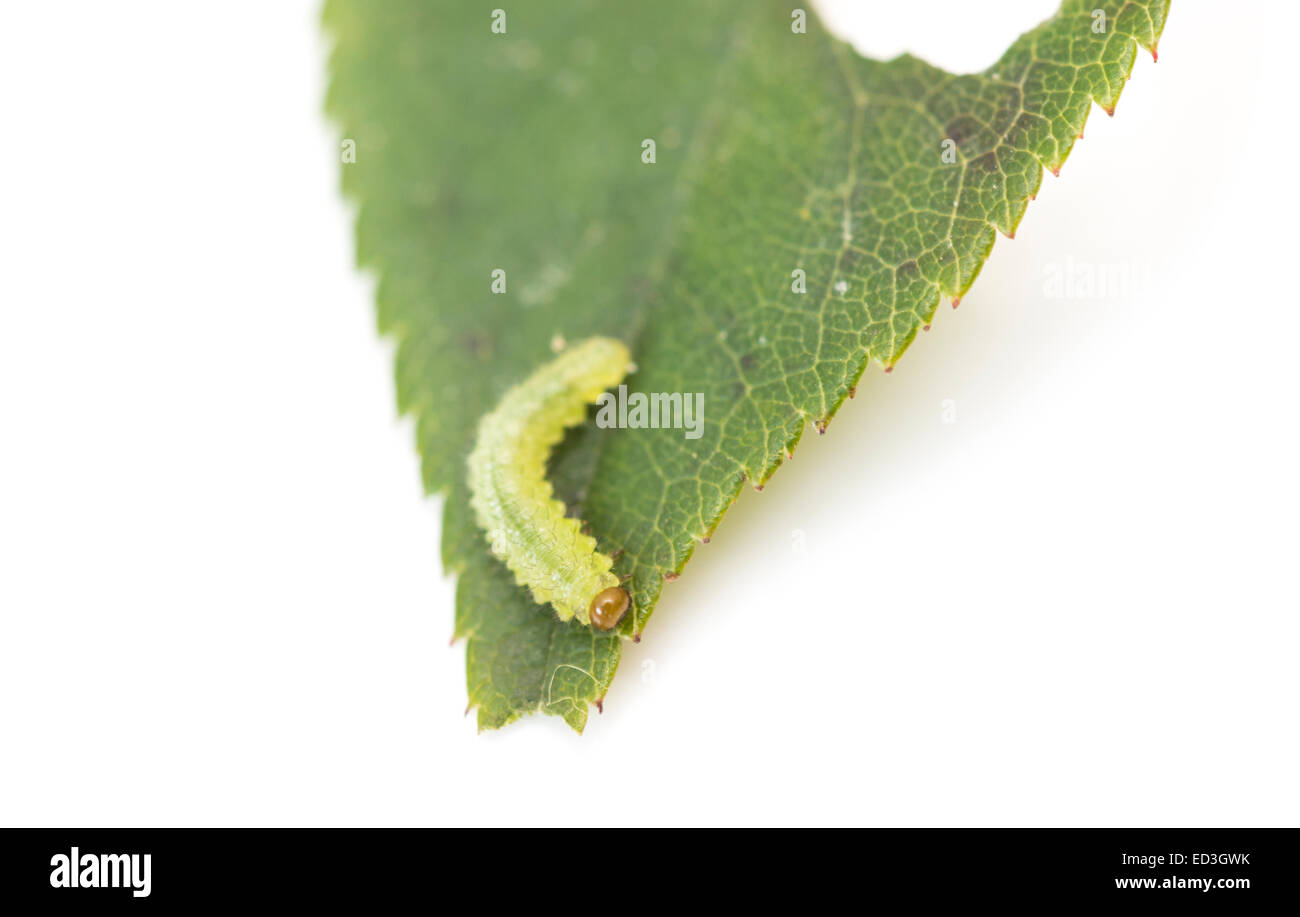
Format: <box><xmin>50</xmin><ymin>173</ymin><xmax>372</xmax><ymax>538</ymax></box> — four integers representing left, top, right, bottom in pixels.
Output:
<box><xmin>324</xmin><ymin>0</ymin><xmax>1169</xmax><ymax>730</ymax></box>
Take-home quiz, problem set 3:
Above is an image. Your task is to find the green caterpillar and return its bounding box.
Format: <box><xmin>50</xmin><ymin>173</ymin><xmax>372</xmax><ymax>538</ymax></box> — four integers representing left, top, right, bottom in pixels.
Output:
<box><xmin>467</xmin><ymin>337</ymin><xmax>632</xmax><ymax>630</ymax></box>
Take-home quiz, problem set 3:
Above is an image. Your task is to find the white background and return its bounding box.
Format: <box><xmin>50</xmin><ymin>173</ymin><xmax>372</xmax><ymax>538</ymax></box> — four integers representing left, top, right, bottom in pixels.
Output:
<box><xmin>1</xmin><ymin>1</ymin><xmax>1296</xmax><ymax>826</ymax></box>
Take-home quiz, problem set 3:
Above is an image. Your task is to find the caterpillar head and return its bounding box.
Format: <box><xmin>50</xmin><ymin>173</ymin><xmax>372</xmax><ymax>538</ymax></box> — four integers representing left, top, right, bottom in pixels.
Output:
<box><xmin>589</xmin><ymin>587</ymin><xmax>630</xmax><ymax>630</ymax></box>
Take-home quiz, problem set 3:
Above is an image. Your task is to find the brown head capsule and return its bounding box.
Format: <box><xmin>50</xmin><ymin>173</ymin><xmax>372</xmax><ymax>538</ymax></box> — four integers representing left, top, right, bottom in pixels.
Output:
<box><xmin>589</xmin><ymin>586</ymin><xmax>630</xmax><ymax>631</ymax></box>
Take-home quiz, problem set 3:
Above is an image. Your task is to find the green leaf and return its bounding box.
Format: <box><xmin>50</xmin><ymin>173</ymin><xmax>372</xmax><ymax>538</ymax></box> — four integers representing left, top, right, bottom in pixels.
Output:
<box><xmin>323</xmin><ymin>0</ymin><xmax>1169</xmax><ymax>731</ymax></box>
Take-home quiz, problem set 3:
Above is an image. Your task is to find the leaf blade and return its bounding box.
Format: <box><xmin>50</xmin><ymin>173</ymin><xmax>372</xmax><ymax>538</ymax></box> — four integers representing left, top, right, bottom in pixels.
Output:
<box><xmin>324</xmin><ymin>0</ymin><xmax>1170</xmax><ymax>730</ymax></box>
